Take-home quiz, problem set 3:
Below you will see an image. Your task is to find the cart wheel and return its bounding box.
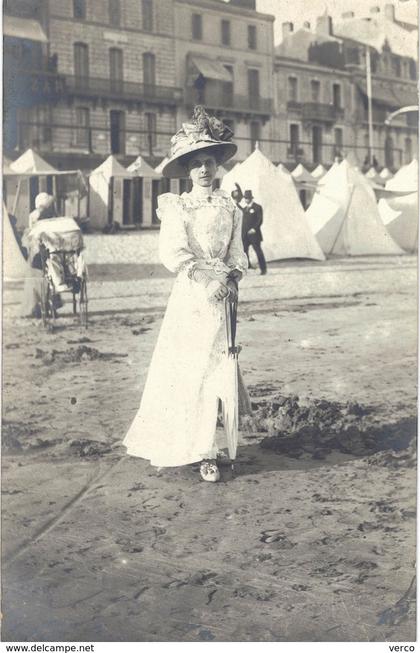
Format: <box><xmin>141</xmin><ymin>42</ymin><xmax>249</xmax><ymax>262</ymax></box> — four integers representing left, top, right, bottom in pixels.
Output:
<box><xmin>41</xmin><ymin>277</ymin><xmax>56</xmax><ymax>331</ymax></box>
<box><xmin>79</xmin><ymin>277</ymin><xmax>88</xmax><ymax>329</ymax></box>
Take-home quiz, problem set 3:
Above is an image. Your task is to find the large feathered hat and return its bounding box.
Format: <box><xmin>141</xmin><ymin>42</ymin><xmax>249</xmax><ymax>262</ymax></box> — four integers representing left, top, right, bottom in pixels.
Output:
<box><xmin>161</xmin><ymin>106</ymin><xmax>237</xmax><ymax>179</ymax></box>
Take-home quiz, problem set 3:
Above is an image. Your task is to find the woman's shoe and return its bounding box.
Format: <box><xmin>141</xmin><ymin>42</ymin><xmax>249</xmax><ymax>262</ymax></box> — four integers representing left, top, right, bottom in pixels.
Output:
<box><xmin>200</xmin><ymin>459</ymin><xmax>220</xmax><ymax>482</ymax></box>
<box><xmin>216</xmin><ymin>450</ymin><xmax>231</xmax><ymax>467</ymax></box>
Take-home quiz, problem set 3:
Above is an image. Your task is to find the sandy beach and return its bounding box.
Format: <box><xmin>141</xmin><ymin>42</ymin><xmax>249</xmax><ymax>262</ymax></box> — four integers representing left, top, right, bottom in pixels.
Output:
<box><xmin>2</xmin><ymin>254</ymin><xmax>417</xmax><ymax>642</ymax></box>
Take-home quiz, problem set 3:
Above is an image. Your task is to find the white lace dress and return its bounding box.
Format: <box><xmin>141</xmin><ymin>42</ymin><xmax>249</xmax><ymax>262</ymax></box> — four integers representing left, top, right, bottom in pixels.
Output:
<box><xmin>123</xmin><ymin>189</ymin><xmax>248</xmax><ymax>467</ymax></box>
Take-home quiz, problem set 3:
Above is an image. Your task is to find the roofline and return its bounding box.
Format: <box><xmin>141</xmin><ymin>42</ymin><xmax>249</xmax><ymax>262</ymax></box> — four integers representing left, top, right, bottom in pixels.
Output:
<box><xmin>274</xmin><ymin>56</ymin><xmax>351</xmax><ymax>76</ymax></box>
<box><xmin>174</xmin><ymin>0</ymin><xmax>275</xmax><ymax>22</ymax></box>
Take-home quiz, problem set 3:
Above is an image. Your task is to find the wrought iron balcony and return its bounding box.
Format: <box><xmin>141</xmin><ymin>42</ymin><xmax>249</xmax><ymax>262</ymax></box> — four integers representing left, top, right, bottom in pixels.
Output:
<box><xmin>302</xmin><ymin>102</ymin><xmax>345</xmax><ymax>122</ymax></box>
<box><xmin>186</xmin><ymin>87</ymin><xmax>273</xmax><ymax>116</ymax></box>
<box><xmin>65</xmin><ymin>75</ymin><xmax>183</xmax><ymax>105</ymax></box>
<box><xmin>11</xmin><ymin>68</ymin><xmax>183</xmax><ymax>106</ymax></box>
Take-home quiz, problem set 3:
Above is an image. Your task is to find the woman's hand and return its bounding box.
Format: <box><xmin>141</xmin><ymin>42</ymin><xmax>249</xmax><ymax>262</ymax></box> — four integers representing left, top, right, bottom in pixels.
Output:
<box><xmin>207</xmin><ymin>280</ymin><xmax>229</xmax><ymax>302</ymax></box>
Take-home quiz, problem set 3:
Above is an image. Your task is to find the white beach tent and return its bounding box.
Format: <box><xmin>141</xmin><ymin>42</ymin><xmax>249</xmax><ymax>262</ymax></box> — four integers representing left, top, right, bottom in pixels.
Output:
<box><xmin>312</xmin><ymin>164</ymin><xmax>327</xmax><ymax>180</ymax></box>
<box><xmin>89</xmin><ymin>155</ymin><xmax>133</xmax><ymax>230</ymax></box>
<box><xmin>378</xmin><ymin>159</ymin><xmax>418</xmax><ymax>252</ymax></box>
<box><xmin>379</xmin><ymin>167</ymin><xmax>394</xmax><ymax>183</ymax></box>
<box><xmin>291</xmin><ymin>163</ymin><xmax>316</xmax><ymax>185</ymax></box>
<box><xmin>306</xmin><ymin>159</ymin><xmax>404</xmax><ymax>256</ymax></box>
<box><xmin>221</xmin><ymin>148</ymin><xmax>325</xmax><ymax>261</ymax></box>
<box><xmin>365</xmin><ymin>166</ymin><xmax>385</xmax><ymax>186</ymax></box>
<box><xmin>2</xmin><ymin>202</ymin><xmax>27</xmax><ymax>280</ymax></box>
<box><xmin>317</xmin><ymin>159</ymin><xmax>340</xmax><ymax>186</ymax></box>
<box><xmin>128</xmin><ymin>154</ymin><xmax>163</xmax><ymax>226</ymax></box>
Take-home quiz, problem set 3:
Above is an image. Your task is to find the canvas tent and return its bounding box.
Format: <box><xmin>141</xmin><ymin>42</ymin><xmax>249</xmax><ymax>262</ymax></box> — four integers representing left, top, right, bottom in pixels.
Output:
<box><xmin>306</xmin><ymin>159</ymin><xmax>404</xmax><ymax>256</ymax></box>
<box><xmin>365</xmin><ymin>166</ymin><xmax>384</xmax><ymax>186</ymax></box>
<box><xmin>127</xmin><ymin>155</ymin><xmax>163</xmax><ymax>226</ymax></box>
<box><xmin>4</xmin><ymin>149</ymin><xmax>86</xmax><ymax>228</ymax></box>
<box><xmin>291</xmin><ymin>163</ymin><xmax>315</xmax><ymax>185</ymax></box>
<box><xmin>312</xmin><ymin>164</ymin><xmax>327</xmax><ymax>180</ymax></box>
<box><xmin>89</xmin><ymin>155</ymin><xmax>133</xmax><ymax>230</ymax></box>
<box><xmin>378</xmin><ymin>159</ymin><xmax>418</xmax><ymax>252</ymax></box>
<box><xmin>221</xmin><ymin>148</ymin><xmax>325</xmax><ymax>261</ymax></box>
<box><xmin>2</xmin><ymin>202</ymin><xmax>27</xmax><ymax>280</ymax></box>
<box><xmin>379</xmin><ymin>167</ymin><xmax>394</xmax><ymax>183</ymax></box>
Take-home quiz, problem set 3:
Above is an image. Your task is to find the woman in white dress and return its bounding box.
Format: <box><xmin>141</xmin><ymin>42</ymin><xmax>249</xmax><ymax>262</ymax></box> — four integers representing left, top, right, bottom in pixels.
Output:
<box><xmin>123</xmin><ymin>107</ymin><xmax>248</xmax><ymax>482</ymax></box>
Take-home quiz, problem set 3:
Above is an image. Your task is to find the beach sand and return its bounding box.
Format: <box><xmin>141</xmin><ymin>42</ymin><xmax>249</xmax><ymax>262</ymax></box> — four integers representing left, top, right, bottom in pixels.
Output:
<box><xmin>2</xmin><ymin>255</ymin><xmax>417</xmax><ymax>642</ymax></box>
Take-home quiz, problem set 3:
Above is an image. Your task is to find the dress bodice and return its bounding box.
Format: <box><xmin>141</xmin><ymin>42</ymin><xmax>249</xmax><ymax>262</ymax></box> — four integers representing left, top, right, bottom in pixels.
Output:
<box><xmin>156</xmin><ymin>189</ymin><xmax>248</xmax><ymax>275</ymax></box>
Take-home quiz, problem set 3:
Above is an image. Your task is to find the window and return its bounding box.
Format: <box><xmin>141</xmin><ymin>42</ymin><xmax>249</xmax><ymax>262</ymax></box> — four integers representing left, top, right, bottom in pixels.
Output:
<box><xmin>404</xmin><ymin>137</ymin><xmax>412</xmax><ymax>163</ymax></box>
<box><xmin>74</xmin><ymin>43</ymin><xmax>89</xmax><ymax>82</ymax></box>
<box><xmin>409</xmin><ymin>60</ymin><xmax>417</xmax><ymax>80</ymax></box>
<box><xmin>145</xmin><ymin>112</ymin><xmax>157</xmax><ymax>153</ymax></box>
<box><xmin>333</xmin><ymin>83</ymin><xmax>341</xmax><ymax>108</ymax></box>
<box><xmin>289</xmin><ymin>124</ymin><xmax>299</xmax><ymax>155</ymax></box>
<box><xmin>221</xmin><ymin>19</ymin><xmax>231</xmax><ymax>46</ymax></box>
<box><xmin>192</xmin><ymin>14</ymin><xmax>202</xmax><ymax>40</ymax></box>
<box><xmin>385</xmin><ymin>135</ymin><xmax>394</xmax><ymax>169</ymax></box>
<box><xmin>311</xmin><ymin>80</ymin><xmax>320</xmax><ymax>103</ymax></box>
<box><xmin>143</xmin><ymin>52</ymin><xmax>156</xmax><ymax>87</ymax></box>
<box><xmin>250</xmin><ymin>121</ymin><xmax>260</xmax><ymax>152</ymax></box>
<box><xmin>142</xmin><ymin>0</ymin><xmax>153</xmax><ymax>32</ymax></box>
<box><xmin>109</xmin><ymin>0</ymin><xmax>121</xmax><ymax>26</ymax></box>
<box><xmin>36</xmin><ymin>106</ymin><xmax>52</xmax><ymax>147</ymax></box>
<box><xmin>288</xmin><ymin>76</ymin><xmax>298</xmax><ymax>102</ymax></box>
<box><xmin>248</xmin><ymin>25</ymin><xmax>257</xmax><ymax>50</ymax></box>
<box><xmin>248</xmin><ymin>68</ymin><xmax>259</xmax><ymax>110</ymax></box>
<box><xmin>222</xmin><ymin>65</ymin><xmax>233</xmax><ymax>107</ymax></box>
<box><xmin>74</xmin><ymin>107</ymin><xmax>90</xmax><ymax>148</ymax></box>
<box><xmin>73</xmin><ymin>0</ymin><xmax>86</xmax><ymax>19</ymax></box>
<box><xmin>334</xmin><ymin>128</ymin><xmax>343</xmax><ymax>156</ymax></box>
<box><xmin>109</xmin><ymin>48</ymin><xmax>123</xmax><ymax>91</ymax></box>
<box><xmin>223</xmin><ymin>118</ymin><xmax>235</xmax><ymax>136</ymax></box>
<box><xmin>393</xmin><ymin>57</ymin><xmax>401</xmax><ymax>77</ymax></box>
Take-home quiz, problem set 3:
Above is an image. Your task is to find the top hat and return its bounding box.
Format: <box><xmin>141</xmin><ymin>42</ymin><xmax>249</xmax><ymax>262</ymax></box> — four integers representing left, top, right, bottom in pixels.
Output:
<box><xmin>244</xmin><ymin>190</ymin><xmax>254</xmax><ymax>200</ymax></box>
<box><xmin>161</xmin><ymin>106</ymin><xmax>237</xmax><ymax>179</ymax></box>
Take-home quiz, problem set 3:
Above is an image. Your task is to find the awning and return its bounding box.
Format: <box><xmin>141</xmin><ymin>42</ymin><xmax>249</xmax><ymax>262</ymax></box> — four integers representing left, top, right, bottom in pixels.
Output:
<box><xmin>3</xmin><ymin>15</ymin><xmax>48</xmax><ymax>43</ymax></box>
<box><xmin>190</xmin><ymin>55</ymin><xmax>232</xmax><ymax>82</ymax></box>
<box><xmin>357</xmin><ymin>81</ymin><xmax>399</xmax><ymax>108</ymax></box>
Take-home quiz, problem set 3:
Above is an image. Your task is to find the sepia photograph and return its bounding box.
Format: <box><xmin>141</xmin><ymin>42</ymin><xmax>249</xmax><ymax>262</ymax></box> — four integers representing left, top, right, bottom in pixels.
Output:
<box><xmin>2</xmin><ymin>0</ymin><xmax>418</xmax><ymax>645</ymax></box>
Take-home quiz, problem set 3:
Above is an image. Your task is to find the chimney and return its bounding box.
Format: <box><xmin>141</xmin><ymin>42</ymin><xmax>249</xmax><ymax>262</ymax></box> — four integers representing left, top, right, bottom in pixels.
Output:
<box><xmin>316</xmin><ymin>14</ymin><xmax>333</xmax><ymax>35</ymax></box>
<box><xmin>342</xmin><ymin>11</ymin><xmax>355</xmax><ymax>20</ymax></box>
<box><xmin>282</xmin><ymin>21</ymin><xmax>294</xmax><ymax>39</ymax></box>
<box><xmin>384</xmin><ymin>4</ymin><xmax>396</xmax><ymax>21</ymax></box>
<box><xmin>370</xmin><ymin>6</ymin><xmax>381</xmax><ymax>14</ymax></box>
<box><xmin>303</xmin><ymin>21</ymin><xmax>311</xmax><ymax>29</ymax></box>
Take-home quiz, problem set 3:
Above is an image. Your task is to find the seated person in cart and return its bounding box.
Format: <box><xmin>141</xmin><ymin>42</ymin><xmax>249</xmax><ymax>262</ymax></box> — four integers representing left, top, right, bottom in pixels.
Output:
<box><xmin>24</xmin><ymin>193</ymin><xmax>86</xmax><ymax>293</ymax></box>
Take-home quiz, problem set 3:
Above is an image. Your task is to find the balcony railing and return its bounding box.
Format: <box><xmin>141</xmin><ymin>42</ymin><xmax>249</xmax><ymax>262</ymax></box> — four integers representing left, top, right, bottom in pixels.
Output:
<box><xmin>186</xmin><ymin>87</ymin><xmax>273</xmax><ymax>116</ymax></box>
<box><xmin>302</xmin><ymin>102</ymin><xmax>345</xmax><ymax>122</ymax></box>
<box><xmin>66</xmin><ymin>75</ymin><xmax>183</xmax><ymax>105</ymax></box>
<box><xmin>14</xmin><ymin>68</ymin><xmax>183</xmax><ymax>106</ymax></box>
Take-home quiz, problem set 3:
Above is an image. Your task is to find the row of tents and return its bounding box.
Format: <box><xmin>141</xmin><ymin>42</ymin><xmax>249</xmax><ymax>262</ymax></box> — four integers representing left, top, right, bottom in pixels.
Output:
<box><xmin>3</xmin><ymin>147</ymin><xmax>418</xmax><ymax>262</ymax></box>
<box><xmin>220</xmin><ymin>149</ymin><xmax>417</xmax><ymax>259</ymax></box>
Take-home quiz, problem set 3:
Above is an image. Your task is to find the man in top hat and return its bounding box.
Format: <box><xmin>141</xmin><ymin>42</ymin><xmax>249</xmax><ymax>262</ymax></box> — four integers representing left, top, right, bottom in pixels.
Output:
<box><xmin>242</xmin><ymin>190</ymin><xmax>267</xmax><ymax>275</ymax></box>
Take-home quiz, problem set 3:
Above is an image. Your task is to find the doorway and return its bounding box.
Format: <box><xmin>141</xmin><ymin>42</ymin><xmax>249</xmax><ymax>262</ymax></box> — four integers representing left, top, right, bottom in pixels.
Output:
<box><xmin>312</xmin><ymin>125</ymin><xmax>322</xmax><ymax>164</ymax></box>
<box><xmin>110</xmin><ymin>110</ymin><xmax>125</xmax><ymax>155</ymax></box>
<box><xmin>123</xmin><ymin>178</ymin><xmax>143</xmax><ymax>226</ymax></box>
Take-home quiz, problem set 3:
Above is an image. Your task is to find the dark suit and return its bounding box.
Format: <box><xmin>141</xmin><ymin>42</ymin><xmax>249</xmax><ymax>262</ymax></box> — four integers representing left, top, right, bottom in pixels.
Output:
<box><xmin>241</xmin><ymin>201</ymin><xmax>267</xmax><ymax>274</ymax></box>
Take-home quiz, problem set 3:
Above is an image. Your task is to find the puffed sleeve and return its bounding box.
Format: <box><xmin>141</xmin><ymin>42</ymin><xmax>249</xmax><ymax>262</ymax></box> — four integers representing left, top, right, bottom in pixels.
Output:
<box><xmin>225</xmin><ymin>205</ymin><xmax>248</xmax><ymax>274</ymax></box>
<box><xmin>157</xmin><ymin>193</ymin><xmax>196</xmax><ymax>274</ymax></box>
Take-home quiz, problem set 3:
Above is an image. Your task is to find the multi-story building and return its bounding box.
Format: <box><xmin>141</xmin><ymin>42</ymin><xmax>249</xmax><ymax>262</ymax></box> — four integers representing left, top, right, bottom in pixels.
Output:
<box><xmin>3</xmin><ymin>1</ymin><xmax>418</xmax><ymax>176</ymax></box>
<box><xmin>4</xmin><ymin>0</ymin><xmax>275</xmax><ymax>169</ymax></box>
<box><xmin>4</xmin><ymin>0</ymin><xmax>182</xmax><ymax>171</ymax></box>
<box><xmin>274</xmin><ymin>7</ymin><xmax>418</xmax><ymax>169</ymax></box>
<box><xmin>173</xmin><ymin>0</ymin><xmax>275</xmax><ymax>161</ymax></box>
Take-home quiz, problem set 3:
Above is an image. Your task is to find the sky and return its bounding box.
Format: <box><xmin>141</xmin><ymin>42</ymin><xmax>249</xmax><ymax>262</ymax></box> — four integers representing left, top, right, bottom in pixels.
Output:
<box><xmin>255</xmin><ymin>0</ymin><xmax>419</xmax><ymax>44</ymax></box>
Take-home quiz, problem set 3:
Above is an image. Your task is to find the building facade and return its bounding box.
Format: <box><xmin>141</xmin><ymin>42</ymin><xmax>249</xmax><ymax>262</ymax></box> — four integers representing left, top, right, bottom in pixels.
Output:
<box><xmin>274</xmin><ymin>8</ymin><xmax>418</xmax><ymax>169</ymax></box>
<box><xmin>3</xmin><ymin>0</ymin><xmax>418</xmax><ymax>175</ymax></box>
<box><xmin>4</xmin><ymin>0</ymin><xmax>182</xmax><ymax>170</ymax></box>
<box><xmin>173</xmin><ymin>0</ymin><xmax>275</xmax><ymax>161</ymax></box>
